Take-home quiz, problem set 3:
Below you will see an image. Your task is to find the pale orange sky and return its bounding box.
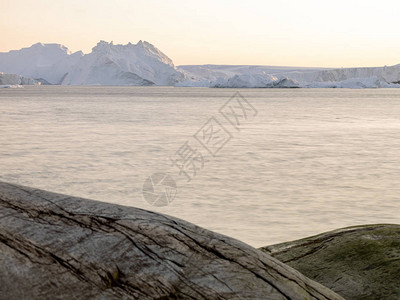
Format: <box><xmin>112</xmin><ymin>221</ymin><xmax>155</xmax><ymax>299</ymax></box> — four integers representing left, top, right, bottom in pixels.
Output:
<box><xmin>1</xmin><ymin>0</ymin><xmax>400</xmax><ymax>67</ymax></box>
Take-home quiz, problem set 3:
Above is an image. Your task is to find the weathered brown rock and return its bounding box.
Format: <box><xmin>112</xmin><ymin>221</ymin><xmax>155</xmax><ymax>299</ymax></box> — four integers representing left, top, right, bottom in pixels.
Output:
<box><xmin>0</xmin><ymin>181</ymin><xmax>343</xmax><ymax>299</ymax></box>
<box><xmin>260</xmin><ymin>224</ymin><xmax>400</xmax><ymax>300</ymax></box>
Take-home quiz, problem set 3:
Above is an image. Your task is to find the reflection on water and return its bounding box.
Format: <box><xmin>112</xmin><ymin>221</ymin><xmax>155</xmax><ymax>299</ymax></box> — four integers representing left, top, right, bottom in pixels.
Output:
<box><xmin>1</xmin><ymin>86</ymin><xmax>400</xmax><ymax>247</ymax></box>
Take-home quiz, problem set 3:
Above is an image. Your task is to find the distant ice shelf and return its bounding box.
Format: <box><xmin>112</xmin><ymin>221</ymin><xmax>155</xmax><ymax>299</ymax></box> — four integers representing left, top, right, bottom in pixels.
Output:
<box><xmin>177</xmin><ymin>64</ymin><xmax>400</xmax><ymax>88</ymax></box>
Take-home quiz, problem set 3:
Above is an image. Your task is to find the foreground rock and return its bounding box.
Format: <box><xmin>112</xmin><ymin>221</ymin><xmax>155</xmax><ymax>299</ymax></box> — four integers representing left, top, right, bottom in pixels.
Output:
<box><xmin>0</xmin><ymin>182</ymin><xmax>342</xmax><ymax>299</ymax></box>
<box><xmin>260</xmin><ymin>224</ymin><xmax>400</xmax><ymax>300</ymax></box>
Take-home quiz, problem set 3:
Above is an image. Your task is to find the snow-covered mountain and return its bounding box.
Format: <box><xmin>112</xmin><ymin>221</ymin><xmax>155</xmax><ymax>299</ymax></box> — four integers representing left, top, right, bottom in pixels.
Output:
<box><xmin>0</xmin><ymin>41</ymin><xmax>183</xmax><ymax>85</ymax></box>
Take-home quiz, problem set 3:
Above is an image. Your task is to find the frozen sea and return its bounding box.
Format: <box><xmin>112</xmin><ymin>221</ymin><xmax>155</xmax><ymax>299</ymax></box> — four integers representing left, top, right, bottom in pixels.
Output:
<box><xmin>1</xmin><ymin>86</ymin><xmax>400</xmax><ymax>247</ymax></box>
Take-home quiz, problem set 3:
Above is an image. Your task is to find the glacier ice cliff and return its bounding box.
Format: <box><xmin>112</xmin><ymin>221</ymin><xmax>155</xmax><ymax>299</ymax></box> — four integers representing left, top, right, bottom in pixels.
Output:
<box><xmin>178</xmin><ymin>64</ymin><xmax>400</xmax><ymax>88</ymax></box>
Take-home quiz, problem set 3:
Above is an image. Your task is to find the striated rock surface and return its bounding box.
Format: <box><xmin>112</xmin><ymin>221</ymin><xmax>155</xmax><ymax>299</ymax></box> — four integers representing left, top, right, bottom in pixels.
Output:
<box><xmin>260</xmin><ymin>224</ymin><xmax>400</xmax><ymax>300</ymax></box>
<box><xmin>0</xmin><ymin>181</ymin><xmax>343</xmax><ymax>300</ymax></box>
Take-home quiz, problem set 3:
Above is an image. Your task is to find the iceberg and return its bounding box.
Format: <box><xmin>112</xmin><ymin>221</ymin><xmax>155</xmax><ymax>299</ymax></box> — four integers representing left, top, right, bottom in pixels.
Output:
<box><xmin>209</xmin><ymin>74</ymin><xmax>299</xmax><ymax>88</ymax></box>
<box><xmin>0</xmin><ymin>85</ymin><xmax>23</xmax><ymax>88</ymax></box>
<box><xmin>61</xmin><ymin>41</ymin><xmax>184</xmax><ymax>86</ymax></box>
<box><xmin>1</xmin><ymin>42</ymin><xmax>400</xmax><ymax>88</ymax></box>
<box><xmin>0</xmin><ymin>41</ymin><xmax>183</xmax><ymax>86</ymax></box>
<box><xmin>0</xmin><ymin>43</ymin><xmax>81</xmax><ymax>85</ymax></box>
<box><xmin>0</xmin><ymin>73</ymin><xmax>40</xmax><ymax>86</ymax></box>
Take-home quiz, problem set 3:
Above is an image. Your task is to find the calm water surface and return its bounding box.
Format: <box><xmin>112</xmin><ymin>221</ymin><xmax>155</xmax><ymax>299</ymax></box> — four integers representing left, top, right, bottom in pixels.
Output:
<box><xmin>1</xmin><ymin>86</ymin><xmax>400</xmax><ymax>247</ymax></box>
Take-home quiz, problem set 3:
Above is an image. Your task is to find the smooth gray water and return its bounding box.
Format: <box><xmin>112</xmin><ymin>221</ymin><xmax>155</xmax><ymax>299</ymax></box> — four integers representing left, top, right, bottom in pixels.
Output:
<box><xmin>1</xmin><ymin>86</ymin><xmax>400</xmax><ymax>247</ymax></box>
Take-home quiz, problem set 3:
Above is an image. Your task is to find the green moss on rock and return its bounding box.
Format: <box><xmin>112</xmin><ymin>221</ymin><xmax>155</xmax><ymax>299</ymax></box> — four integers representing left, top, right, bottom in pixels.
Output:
<box><xmin>260</xmin><ymin>224</ymin><xmax>400</xmax><ymax>300</ymax></box>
